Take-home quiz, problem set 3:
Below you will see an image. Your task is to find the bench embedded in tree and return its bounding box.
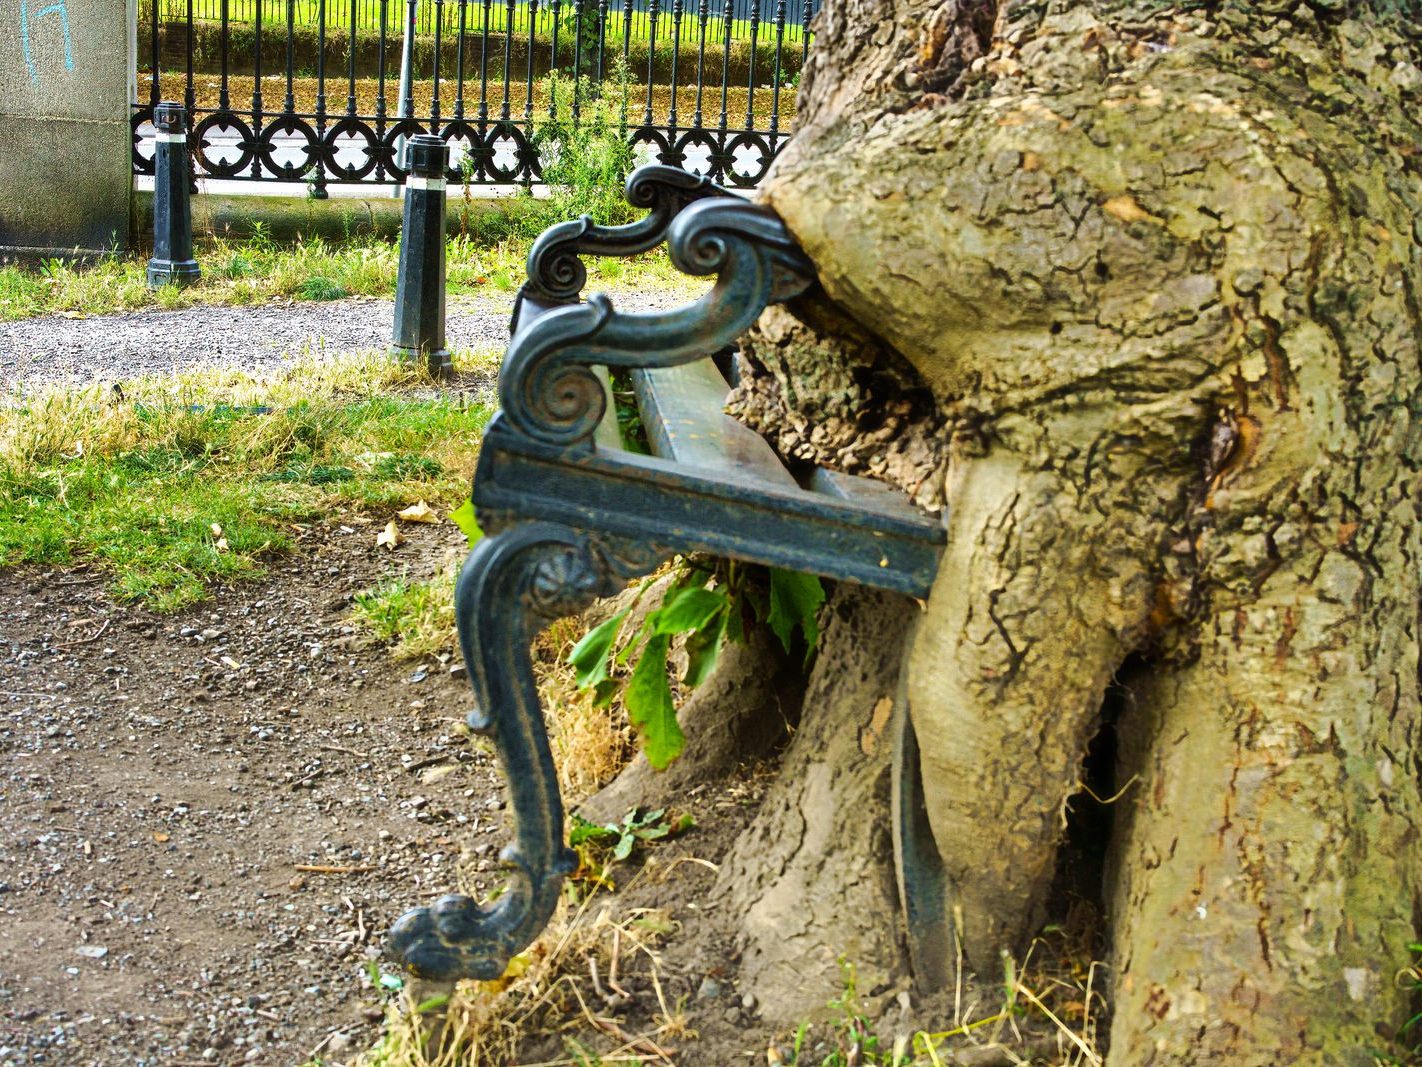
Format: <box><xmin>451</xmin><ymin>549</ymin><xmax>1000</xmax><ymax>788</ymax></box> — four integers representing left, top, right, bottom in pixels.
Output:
<box><xmin>386</xmin><ymin>166</ymin><xmax>949</xmax><ymax>982</ymax></box>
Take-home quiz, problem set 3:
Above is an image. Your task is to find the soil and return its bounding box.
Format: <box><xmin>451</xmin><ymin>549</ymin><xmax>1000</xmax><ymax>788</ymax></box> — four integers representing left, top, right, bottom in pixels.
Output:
<box><xmin>0</xmin><ymin>519</ymin><xmax>508</xmax><ymax>1066</ymax></box>
<box><xmin>0</xmin><ymin>513</ymin><xmax>817</xmax><ymax>1067</ymax></box>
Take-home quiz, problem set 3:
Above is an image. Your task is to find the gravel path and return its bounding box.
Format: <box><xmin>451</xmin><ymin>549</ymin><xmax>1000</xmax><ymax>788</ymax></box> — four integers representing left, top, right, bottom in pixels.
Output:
<box><xmin>0</xmin><ymin>288</ymin><xmax>693</xmax><ymax>389</ymax></box>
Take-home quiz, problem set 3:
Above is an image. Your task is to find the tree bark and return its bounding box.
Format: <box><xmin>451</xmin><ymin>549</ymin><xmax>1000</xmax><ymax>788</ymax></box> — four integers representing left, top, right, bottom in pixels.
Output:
<box><xmin>724</xmin><ymin>1</ymin><xmax>1422</xmax><ymax>1061</ymax></box>
<box><xmin>715</xmin><ymin>586</ymin><xmax>918</xmax><ymax>1019</ymax></box>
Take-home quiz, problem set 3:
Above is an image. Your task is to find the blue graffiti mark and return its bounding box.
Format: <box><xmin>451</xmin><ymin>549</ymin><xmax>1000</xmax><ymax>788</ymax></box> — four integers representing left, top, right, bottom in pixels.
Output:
<box><xmin>20</xmin><ymin>0</ymin><xmax>75</xmax><ymax>87</ymax></box>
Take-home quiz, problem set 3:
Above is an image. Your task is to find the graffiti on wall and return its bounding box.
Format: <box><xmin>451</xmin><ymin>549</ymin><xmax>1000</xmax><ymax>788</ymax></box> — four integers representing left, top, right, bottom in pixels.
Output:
<box><xmin>20</xmin><ymin>0</ymin><xmax>75</xmax><ymax>86</ymax></box>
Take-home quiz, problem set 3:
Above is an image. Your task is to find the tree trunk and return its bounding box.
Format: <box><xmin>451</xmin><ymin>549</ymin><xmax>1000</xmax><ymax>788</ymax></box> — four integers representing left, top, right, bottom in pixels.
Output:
<box><xmin>719</xmin><ymin>1</ymin><xmax>1422</xmax><ymax>1061</ymax></box>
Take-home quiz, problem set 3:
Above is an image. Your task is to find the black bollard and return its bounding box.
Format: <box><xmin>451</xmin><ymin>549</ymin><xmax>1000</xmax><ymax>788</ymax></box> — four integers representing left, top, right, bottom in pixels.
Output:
<box><xmin>391</xmin><ymin>135</ymin><xmax>451</xmax><ymax>377</ymax></box>
<box><xmin>146</xmin><ymin>102</ymin><xmax>201</xmax><ymax>290</ymax></box>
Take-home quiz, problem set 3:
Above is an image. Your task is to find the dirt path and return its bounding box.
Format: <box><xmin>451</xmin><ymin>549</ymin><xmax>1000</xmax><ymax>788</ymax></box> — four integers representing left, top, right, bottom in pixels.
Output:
<box><xmin>0</xmin><ymin>522</ymin><xmax>503</xmax><ymax>1066</ymax></box>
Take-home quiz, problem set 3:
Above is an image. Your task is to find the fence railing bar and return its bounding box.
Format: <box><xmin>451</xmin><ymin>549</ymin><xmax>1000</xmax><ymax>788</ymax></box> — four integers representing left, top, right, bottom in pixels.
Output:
<box><xmin>455</xmin><ymin>0</ymin><xmax>469</xmax><ymax>121</ymax></box>
<box><xmin>312</xmin><ymin>0</ymin><xmax>328</xmax><ymax>195</ymax></box>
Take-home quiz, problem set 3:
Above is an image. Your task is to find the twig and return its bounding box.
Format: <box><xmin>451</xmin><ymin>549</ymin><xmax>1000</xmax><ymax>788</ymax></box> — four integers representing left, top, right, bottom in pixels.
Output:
<box><xmin>55</xmin><ymin>619</ymin><xmax>110</xmax><ymax>648</ymax></box>
<box><xmin>0</xmin><ymin>691</ymin><xmax>59</xmax><ymax>699</ymax></box>
<box><xmin>587</xmin><ymin>955</ymin><xmax>608</xmax><ymax>1000</ymax></box>
<box><xmin>569</xmin><ymin>982</ymin><xmax>675</xmax><ymax>1062</ymax></box>
<box><xmin>53</xmin><ymin>575</ymin><xmax>104</xmax><ymax>586</ymax></box>
<box><xmin>403</xmin><ymin>753</ymin><xmax>455</xmax><ymax>774</ymax></box>
<box><xmin>293</xmin><ymin>863</ymin><xmax>377</xmax><ymax>874</ymax></box>
<box><xmin>319</xmin><ymin>743</ymin><xmax>369</xmax><ymax>758</ymax></box>
<box><xmin>607</xmin><ymin>926</ymin><xmax>632</xmax><ymax>998</ymax></box>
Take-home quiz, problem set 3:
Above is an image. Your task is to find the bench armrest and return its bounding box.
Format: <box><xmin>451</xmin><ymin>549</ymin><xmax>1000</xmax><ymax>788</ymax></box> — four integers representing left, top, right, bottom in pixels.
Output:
<box><xmin>501</xmin><ymin>197</ymin><xmax>816</xmax><ymax>448</ymax></box>
<box><xmin>510</xmin><ymin>165</ymin><xmax>737</xmax><ymax>332</ymax></box>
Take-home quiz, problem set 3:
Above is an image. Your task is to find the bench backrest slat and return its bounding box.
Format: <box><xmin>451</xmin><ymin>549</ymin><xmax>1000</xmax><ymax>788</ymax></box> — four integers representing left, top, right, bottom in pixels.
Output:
<box><xmin>630</xmin><ymin>363</ymin><xmax>801</xmax><ymax>490</ymax></box>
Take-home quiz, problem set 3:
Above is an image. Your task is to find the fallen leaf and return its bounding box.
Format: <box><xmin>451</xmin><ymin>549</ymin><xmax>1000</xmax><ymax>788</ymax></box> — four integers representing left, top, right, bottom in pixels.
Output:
<box><xmin>421</xmin><ymin>764</ymin><xmax>457</xmax><ymax>785</ymax></box>
<box><xmin>214</xmin><ymin>537</ymin><xmax>230</xmax><ymax>553</ymax></box>
<box><xmin>220</xmin><ymin>655</ymin><xmax>242</xmax><ymax>670</ymax></box>
<box><xmin>376</xmin><ymin>521</ymin><xmax>404</xmax><ymax>551</ymax></box>
<box><xmin>397</xmin><ymin>500</ymin><xmax>440</xmax><ymax>524</ymax></box>
<box><xmin>152</xmin><ymin>831</ymin><xmax>170</xmax><ymax>843</ymax></box>
<box><xmin>210</xmin><ymin>523</ymin><xmax>223</xmax><ymax>538</ymax></box>
<box><xmin>59</xmin><ymin>311</ymin><xmax>85</xmax><ymax>320</ymax></box>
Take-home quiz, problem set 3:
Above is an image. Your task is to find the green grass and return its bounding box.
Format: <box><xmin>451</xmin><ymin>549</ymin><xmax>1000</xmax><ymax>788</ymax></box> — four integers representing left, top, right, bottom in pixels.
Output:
<box><xmin>0</xmin><ymin>230</ymin><xmax>688</xmax><ymax>323</ymax></box>
<box><xmin>0</xmin><ymin>353</ymin><xmax>493</xmax><ymax>610</ymax></box>
<box><xmin>351</xmin><ymin>567</ymin><xmax>458</xmax><ymax>659</ymax></box>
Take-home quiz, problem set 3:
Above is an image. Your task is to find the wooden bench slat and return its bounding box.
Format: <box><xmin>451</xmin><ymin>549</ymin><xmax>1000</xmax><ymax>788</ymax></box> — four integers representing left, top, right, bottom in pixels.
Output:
<box><xmin>590</xmin><ymin>366</ymin><xmax>624</xmax><ymax>453</ymax></box>
<box><xmin>806</xmin><ymin>468</ymin><xmax>931</xmax><ymax>526</ymax></box>
<box><xmin>630</xmin><ymin>362</ymin><xmax>800</xmax><ymax>490</ymax></box>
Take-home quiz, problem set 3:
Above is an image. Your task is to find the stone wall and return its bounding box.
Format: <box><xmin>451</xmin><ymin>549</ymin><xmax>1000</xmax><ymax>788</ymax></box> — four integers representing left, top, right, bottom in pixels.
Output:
<box><xmin>0</xmin><ymin>1</ymin><xmax>131</xmax><ymax>257</ymax></box>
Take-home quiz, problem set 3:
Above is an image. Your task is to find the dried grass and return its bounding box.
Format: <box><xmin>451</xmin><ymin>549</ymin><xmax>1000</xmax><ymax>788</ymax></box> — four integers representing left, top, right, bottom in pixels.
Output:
<box><xmin>357</xmin><ymin>891</ymin><xmax>681</xmax><ymax>1067</ymax></box>
<box><xmin>909</xmin><ymin>907</ymin><xmax>1108</xmax><ymax>1067</ymax></box>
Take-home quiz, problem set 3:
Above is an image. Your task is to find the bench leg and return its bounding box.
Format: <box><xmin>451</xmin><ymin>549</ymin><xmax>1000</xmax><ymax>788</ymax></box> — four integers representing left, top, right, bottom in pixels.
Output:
<box><xmin>892</xmin><ymin>689</ymin><xmax>952</xmax><ymax>990</ymax></box>
<box><xmin>387</xmin><ymin>521</ymin><xmax>667</xmax><ymax>980</ymax></box>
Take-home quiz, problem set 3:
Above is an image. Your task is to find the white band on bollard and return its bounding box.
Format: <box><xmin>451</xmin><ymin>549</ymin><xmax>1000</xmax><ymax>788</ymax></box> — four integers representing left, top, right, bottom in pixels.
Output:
<box><xmin>154</xmin><ymin>132</ymin><xmax>188</xmax><ymax>143</ymax></box>
<box><xmin>406</xmin><ymin>176</ymin><xmax>446</xmax><ymax>191</ymax></box>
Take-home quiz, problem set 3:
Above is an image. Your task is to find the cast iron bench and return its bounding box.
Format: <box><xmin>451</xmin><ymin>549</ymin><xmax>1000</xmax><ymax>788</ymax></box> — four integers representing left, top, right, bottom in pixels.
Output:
<box><xmin>387</xmin><ymin>166</ymin><xmax>950</xmax><ymax>982</ymax></box>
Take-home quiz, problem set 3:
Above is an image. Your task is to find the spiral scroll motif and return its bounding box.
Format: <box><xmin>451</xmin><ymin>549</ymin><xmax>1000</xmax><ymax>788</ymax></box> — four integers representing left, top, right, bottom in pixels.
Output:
<box><xmin>524</xmin><ymin>218</ymin><xmax>595</xmax><ymax>305</ymax></box>
<box><xmin>505</xmin><ymin>298</ymin><xmax>614</xmax><ymax>447</ymax></box>
<box><xmin>502</xmin><ymin>202</ymin><xmax>815</xmax><ymax>449</ymax></box>
<box><xmin>521</xmin><ymin>165</ymin><xmax>735</xmax><ymax>310</ymax></box>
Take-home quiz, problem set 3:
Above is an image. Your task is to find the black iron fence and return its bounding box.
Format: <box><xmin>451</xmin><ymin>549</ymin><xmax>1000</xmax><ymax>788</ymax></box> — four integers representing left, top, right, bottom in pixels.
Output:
<box><xmin>132</xmin><ymin>0</ymin><xmax>816</xmax><ymax>191</ymax></box>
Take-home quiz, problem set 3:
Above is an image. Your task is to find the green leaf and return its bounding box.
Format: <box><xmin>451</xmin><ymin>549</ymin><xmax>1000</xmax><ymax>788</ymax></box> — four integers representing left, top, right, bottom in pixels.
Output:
<box><xmin>614</xmin><ymin>625</ymin><xmax>650</xmax><ymax>666</ymax></box>
<box><xmin>682</xmin><ymin>609</ymin><xmax>726</xmax><ymax>688</ymax></box>
<box><xmin>569</xmin><ymin>813</ymin><xmax>617</xmax><ymax>846</ymax></box>
<box><xmin>448</xmin><ymin>499</ymin><xmax>482</xmax><ymax>545</ymax></box>
<box><xmin>649</xmin><ymin>586</ymin><xmax>727</xmax><ymax>636</ymax></box>
<box><xmin>624</xmin><ymin>633</ymin><xmax>684</xmax><ymax>768</ymax></box>
<box><xmin>612</xmin><ymin>833</ymin><xmax>636</xmax><ymax>862</ymax></box>
<box><xmin>415</xmin><ymin>993</ymin><xmax>450</xmax><ymax>1014</ymax></box>
<box><xmin>767</xmin><ymin>569</ymin><xmax>827</xmax><ymax>656</ymax></box>
<box><xmin>591</xmin><ymin>678</ymin><xmax>620</xmax><ymax>708</ymax></box>
<box><xmin>567</xmin><ymin>609</ymin><xmax>629</xmax><ymax>689</ymax></box>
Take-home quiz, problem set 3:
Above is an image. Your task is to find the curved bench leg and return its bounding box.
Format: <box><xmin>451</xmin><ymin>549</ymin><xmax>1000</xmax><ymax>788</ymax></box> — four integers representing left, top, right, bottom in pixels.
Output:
<box><xmin>387</xmin><ymin>521</ymin><xmax>667</xmax><ymax>980</ymax></box>
<box><xmin>893</xmin><ymin>684</ymin><xmax>951</xmax><ymax>991</ymax></box>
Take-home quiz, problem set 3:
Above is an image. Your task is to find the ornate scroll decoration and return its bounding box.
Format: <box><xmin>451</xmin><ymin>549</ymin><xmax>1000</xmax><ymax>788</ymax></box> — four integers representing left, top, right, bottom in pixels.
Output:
<box><xmin>501</xmin><ymin>197</ymin><xmax>817</xmax><ymax>449</ymax></box>
<box><xmin>511</xmin><ymin>164</ymin><xmax>737</xmax><ymax>331</ymax></box>
<box><xmin>387</xmin><ymin>522</ymin><xmax>669</xmax><ymax>981</ymax></box>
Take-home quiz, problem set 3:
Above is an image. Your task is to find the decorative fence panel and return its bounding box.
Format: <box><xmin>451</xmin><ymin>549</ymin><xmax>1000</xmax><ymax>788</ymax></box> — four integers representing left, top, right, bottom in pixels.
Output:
<box><xmin>132</xmin><ymin>0</ymin><xmax>816</xmax><ymax>191</ymax></box>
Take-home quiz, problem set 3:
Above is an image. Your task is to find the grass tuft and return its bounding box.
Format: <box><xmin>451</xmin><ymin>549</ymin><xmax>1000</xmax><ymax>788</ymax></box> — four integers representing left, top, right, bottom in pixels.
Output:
<box><xmin>351</xmin><ymin>564</ymin><xmax>459</xmax><ymax>662</ymax></box>
<box><xmin>359</xmin><ymin>895</ymin><xmax>681</xmax><ymax>1067</ymax></box>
